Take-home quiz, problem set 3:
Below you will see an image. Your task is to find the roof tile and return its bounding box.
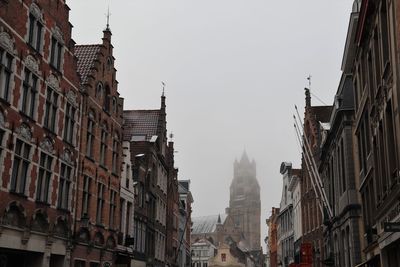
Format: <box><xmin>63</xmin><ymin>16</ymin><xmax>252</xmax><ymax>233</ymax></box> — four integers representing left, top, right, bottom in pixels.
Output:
<box><xmin>75</xmin><ymin>44</ymin><xmax>101</xmax><ymax>85</ymax></box>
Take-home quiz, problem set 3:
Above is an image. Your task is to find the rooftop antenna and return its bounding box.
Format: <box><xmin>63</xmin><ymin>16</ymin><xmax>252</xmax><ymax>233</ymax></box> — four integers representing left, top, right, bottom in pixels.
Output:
<box><xmin>161</xmin><ymin>81</ymin><xmax>166</xmax><ymax>96</ymax></box>
<box><xmin>307</xmin><ymin>74</ymin><xmax>312</xmax><ymax>89</ymax></box>
<box><xmin>105</xmin><ymin>6</ymin><xmax>111</xmax><ymax>30</ymax></box>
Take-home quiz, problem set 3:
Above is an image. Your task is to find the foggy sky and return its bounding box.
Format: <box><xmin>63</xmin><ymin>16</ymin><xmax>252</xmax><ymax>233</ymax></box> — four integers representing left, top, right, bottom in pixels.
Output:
<box><xmin>68</xmin><ymin>0</ymin><xmax>354</xmax><ymax>249</ymax></box>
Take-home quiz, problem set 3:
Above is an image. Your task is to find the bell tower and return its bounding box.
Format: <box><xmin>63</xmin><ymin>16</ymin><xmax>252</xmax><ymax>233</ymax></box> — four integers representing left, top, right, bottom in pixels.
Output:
<box><xmin>228</xmin><ymin>151</ymin><xmax>261</xmax><ymax>250</ymax></box>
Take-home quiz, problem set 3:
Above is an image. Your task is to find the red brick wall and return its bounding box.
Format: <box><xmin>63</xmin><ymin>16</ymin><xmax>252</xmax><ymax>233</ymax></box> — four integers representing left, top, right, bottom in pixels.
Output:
<box><xmin>0</xmin><ymin>0</ymin><xmax>80</xmax><ymax>233</ymax></box>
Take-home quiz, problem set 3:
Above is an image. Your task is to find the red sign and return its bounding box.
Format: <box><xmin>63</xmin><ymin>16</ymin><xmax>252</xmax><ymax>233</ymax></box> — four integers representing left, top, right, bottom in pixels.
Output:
<box><xmin>300</xmin><ymin>243</ymin><xmax>313</xmax><ymax>265</ymax></box>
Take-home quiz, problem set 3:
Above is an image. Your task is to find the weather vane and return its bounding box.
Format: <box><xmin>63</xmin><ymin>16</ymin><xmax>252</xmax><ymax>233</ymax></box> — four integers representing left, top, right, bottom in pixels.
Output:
<box><xmin>307</xmin><ymin>74</ymin><xmax>312</xmax><ymax>89</ymax></box>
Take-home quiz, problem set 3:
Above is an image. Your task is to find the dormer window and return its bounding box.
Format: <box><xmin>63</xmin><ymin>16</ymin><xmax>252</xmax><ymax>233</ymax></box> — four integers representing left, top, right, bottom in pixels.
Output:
<box><xmin>28</xmin><ymin>4</ymin><xmax>43</xmax><ymax>52</ymax></box>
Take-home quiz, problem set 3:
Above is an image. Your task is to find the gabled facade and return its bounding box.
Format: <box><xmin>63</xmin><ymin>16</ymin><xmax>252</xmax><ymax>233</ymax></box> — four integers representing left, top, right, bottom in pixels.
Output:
<box><xmin>73</xmin><ymin>27</ymin><xmax>124</xmax><ymax>266</ymax></box>
<box><xmin>123</xmin><ymin>95</ymin><xmax>173</xmax><ymax>267</ymax></box>
<box><xmin>300</xmin><ymin>89</ymin><xmax>332</xmax><ymax>267</ymax></box>
<box><xmin>277</xmin><ymin>162</ymin><xmax>298</xmax><ymax>267</ymax></box>
<box><xmin>0</xmin><ymin>1</ymin><xmax>81</xmax><ymax>266</ymax></box>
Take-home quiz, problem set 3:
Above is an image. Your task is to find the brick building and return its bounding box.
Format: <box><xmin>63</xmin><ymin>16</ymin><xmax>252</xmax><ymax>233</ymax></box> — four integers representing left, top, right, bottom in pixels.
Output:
<box><xmin>300</xmin><ymin>89</ymin><xmax>332</xmax><ymax>267</ymax></box>
<box><xmin>0</xmin><ymin>0</ymin><xmax>81</xmax><ymax>266</ymax></box>
<box><xmin>72</xmin><ymin>26</ymin><xmax>124</xmax><ymax>267</ymax></box>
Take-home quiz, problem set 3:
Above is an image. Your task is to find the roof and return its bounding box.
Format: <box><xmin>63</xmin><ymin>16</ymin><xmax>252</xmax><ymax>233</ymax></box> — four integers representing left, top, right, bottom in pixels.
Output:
<box><xmin>192</xmin><ymin>214</ymin><xmax>227</xmax><ymax>234</ymax></box>
<box><xmin>75</xmin><ymin>44</ymin><xmax>101</xmax><ymax>85</ymax></box>
<box><xmin>123</xmin><ymin>110</ymin><xmax>160</xmax><ymax>141</ymax></box>
<box><xmin>310</xmin><ymin>106</ymin><xmax>333</xmax><ymax>123</ymax></box>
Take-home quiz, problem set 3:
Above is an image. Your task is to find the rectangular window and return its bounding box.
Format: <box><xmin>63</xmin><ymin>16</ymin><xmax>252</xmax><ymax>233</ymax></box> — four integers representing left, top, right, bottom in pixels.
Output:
<box><xmin>385</xmin><ymin>102</ymin><xmax>397</xmax><ymax>182</ymax></box>
<box><xmin>28</xmin><ymin>13</ymin><xmax>43</xmax><ymax>51</ymax></box>
<box><xmin>58</xmin><ymin>163</ymin><xmax>72</xmax><ymax>210</ymax></box>
<box><xmin>100</xmin><ymin>129</ymin><xmax>107</xmax><ymax>166</ymax></box>
<box><xmin>81</xmin><ymin>176</ymin><xmax>91</xmax><ymax>217</ymax></box>
<box><xmin>126</xmin><ymin>202</ymin><xmax>132</xmax><ymax>235</ymax></box>
<box><xmin>74</xmin><ymin>260</ymin><xmax>85</xmax><ymax>267</ymax></box>
<box><xmin>112</xmin><ymin>137</ymin><xmax>118</xmax><ymax>173</ymax></box>
<box><xmin>109</xmin><ymin>190</ymin><xmax>116</xmax><ymax>229</ymax></box>
<box><xmin>21</xmin><ymin>69</ymin><xmax>38</xmax><ymax>118</ymax></box>
<box><xmin>96</xmin><ymin>183</ymin><xmax>104</xmax><ymax>224</ymax></box>
<box><xmin>380</xmin><ymin>1</ymin><xmax>390</xmax><ymax>66</ymax></box>
<box><xmin>36</xmin><ymin>152</ymin><xmax>53</xmax><ymax>203</ymax></box>
<box><xmin>373</xmin><ymin>30</ymin><xmax>381</xmax><ymax>90</ymax></box>
<box><xmin>341</xmin><ymin>139</ymin><xmax>346</xmax><ymax>193</ymax></box>
<box><xmin>64</xmin><ymin>103</ymin><xmax>76</xmax><ymax>144</ymax></box>
<box><xmin>0</xmin><ymin>48</ymin><xmax>12</xmax><ymax>101</ymax></box>
<box><xmin>0</xmin><ymin>129</ymin><xmax>4</xmax><ymax>157</ymax></box>
<box><xmin>44</xmin><ymin>87</ymin><xmax>59</xmax><ymax>131</ymax></box>
<box><xmin>86</xmin><ymin>117</ymin><xmax>94</xmax><ymax>157</ymax></box>
<box><xmin>11</xmin><ymin>139</ymin><xmax>31</xmax><ymax>194</ymax></box>
<box><xmin>50</xmin><ymin>37</ymin><xmax>63</xmax><ymax>70</ymax></box>
<box><xmin>89</xmin><ymin>263</ymin><xmax>99</xmax><ymax>267</ymax></box>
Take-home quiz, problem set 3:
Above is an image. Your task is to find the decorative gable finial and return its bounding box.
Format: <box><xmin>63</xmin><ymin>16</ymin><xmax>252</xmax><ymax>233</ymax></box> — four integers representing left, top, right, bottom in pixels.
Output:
<box><xmin>106</xmin><ymin>6</ymin><xmax>111</xmax><ymax>31</ymax></box>
<box><xmin>161</xmin><ymin>81</ymin><xmax>166</xmax><ymax>96</ymax></box>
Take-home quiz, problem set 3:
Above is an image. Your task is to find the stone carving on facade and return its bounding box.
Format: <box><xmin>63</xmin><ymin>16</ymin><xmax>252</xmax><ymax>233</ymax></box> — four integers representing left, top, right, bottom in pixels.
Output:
<box><xmin>40</xmin><ymin>138</ymin><xmax>54</xmax><ymax>154</ymax></box>
<box><xmin>52</xmin><ymin>26</ymin><xmax>64</xmax><ymax>44</ymax></box>
<box><xmin>62</xmin><ymin>149</ymin><xmax>74</xmax><ymax>166</ymax></box>
<box><xmin>17</xmin><ymin>124</ymin><xmax>32</xmax><ymax>142</ymax></box>
<box><xmin>46</xmin><ymin>74</ymin><xmax>60</xmax><ymax>91</ymax></box>
<box><xmin>24</xmin><ymin>55</ymin><xmax>39</xmax><ymax>73</ymax></box>
<box><xmin>0</xmin><ymin>31</ymin><xmax>14</xmax><ymax>54</ymax></box>
<box><xmin>66</xmin><ymin>90</ymin><xmax>78</xmax><ymax>107</ymax></box>
<box><xmin>30</xmin><ymin>3</ymin><xmax>43</xmax><ymax>22</ymax></box>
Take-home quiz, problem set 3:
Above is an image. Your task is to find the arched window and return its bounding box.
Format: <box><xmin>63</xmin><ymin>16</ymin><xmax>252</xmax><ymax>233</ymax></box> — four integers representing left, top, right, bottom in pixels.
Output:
<box><xmin>112</xmin><ymin>96</ymin><xmax>117</xmax><ymax>113</ymax></box>
<box><xmin>96</xmin><ymin>82</ymin><xmax>103</xmax><ymax>99</ymax></box>
<box><xmin>103</xmin><ymin>85</ymin><xmax>111</xmax><ymax>112</ymax></box>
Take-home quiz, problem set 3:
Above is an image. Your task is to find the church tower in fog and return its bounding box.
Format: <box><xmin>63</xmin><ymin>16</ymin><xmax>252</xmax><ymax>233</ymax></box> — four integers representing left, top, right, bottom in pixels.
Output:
<box><xmin>227</xmin><ymin>151</ymin><xmax>261</xmax><ymax>250</ymax></box>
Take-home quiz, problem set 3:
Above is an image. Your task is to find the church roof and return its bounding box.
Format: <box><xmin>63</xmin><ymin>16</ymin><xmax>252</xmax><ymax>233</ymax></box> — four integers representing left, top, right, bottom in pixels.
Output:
<box><xmin>192</xmin><ymin>214</ymin><xmax>227</xmax><ymax>234</ymax></box>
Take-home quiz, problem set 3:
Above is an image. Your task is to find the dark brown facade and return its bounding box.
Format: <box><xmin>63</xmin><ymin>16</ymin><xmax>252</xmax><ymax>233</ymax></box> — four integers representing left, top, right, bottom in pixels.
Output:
<box><xmin>123</xmin><ymin>95</ymin><xmax>179</xmax><ymax>267</ymax></box>
<box><xmin>0</xmin><ymin>0</ymin><xmax>81</xmax><ymax>266</ymax></box>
